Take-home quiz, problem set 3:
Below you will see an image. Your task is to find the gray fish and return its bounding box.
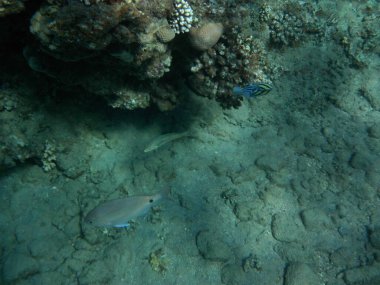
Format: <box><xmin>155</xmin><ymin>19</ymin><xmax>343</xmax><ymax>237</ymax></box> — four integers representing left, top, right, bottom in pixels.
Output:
<box><xmin>144</xmin><ymin>131</ymin><xmax>192</xmax><ymax>153</ymax></box>
<box><xmin>85</xmin><ymin>190</ymin><xmax>167</xmax><ymax>228</ymax></box>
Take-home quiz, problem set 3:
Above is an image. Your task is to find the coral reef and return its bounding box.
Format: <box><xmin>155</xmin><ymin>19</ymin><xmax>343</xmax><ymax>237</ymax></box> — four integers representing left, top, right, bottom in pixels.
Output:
<box><xmin>0</xmin><ymin>0</ymin><xmax>26</xmax><ymax>17</ymax></box>
<box><xmin>268</xmin><ymin>11</ymin><xmax>304</xmax><ymax>47</ymax></box>
<box><xmin>156</xmin><ymin>25</ymin><xmax>176</xmax><ymax>43</ymax></box>
<box><xmin>3</xmin><ymin>0</ymin><xmax>375</xmax><ymax>111</ymax></box>
<box><xmin>258</xmin><ymin>2</ymin><xmax>337</xmax><ymax>49</ymax></box>
<box><xmin>30</xmin><ymin>2</ymin><xmax>119</xmax><ymax>61</ymax></box>
<box><xmin>3</xmin><ymin>0</ymin><xmax>352</xmax><ymax>111</ymax></box>
<box><xmin>187</xmin><ymin>29</ymin><xmax>269</xmax><ymax>109</ymax></box>
<box><xmin>27</xmin><ymin>0</ymin><xmax>177</xmax><ymax>110</ymax></box>
<box><xmin>22</xmin><ymin>0</ymin><xmax>277</xmax><ymax>110</ymax></box>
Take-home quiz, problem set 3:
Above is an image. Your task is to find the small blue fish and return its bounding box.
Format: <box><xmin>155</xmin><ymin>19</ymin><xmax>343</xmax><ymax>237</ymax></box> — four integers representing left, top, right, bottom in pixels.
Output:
<box><xmin>232</xmin><ymin>83</ymin><xmax>272</xmax><ymax>98</ymax></box>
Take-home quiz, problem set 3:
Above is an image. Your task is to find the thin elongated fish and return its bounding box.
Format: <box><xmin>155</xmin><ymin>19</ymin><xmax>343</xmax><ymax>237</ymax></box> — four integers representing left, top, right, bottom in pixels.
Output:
<box><xmin>85</xmin><ymin>190</ymin><xmax>167</xmax><ymax>228</ymax></box>
<box><xmin>144</xmin><ymin>131</ymin><xmax>192</xmax><ymax>153</ymax></box>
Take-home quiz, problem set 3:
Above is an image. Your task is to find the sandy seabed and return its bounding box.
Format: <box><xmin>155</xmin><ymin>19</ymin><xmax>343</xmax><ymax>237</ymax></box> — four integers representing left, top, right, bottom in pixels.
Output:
<box><xmin>1</xmin><ymin>1</ymin><xmax>380</xmax><ymax>285</ymax></box>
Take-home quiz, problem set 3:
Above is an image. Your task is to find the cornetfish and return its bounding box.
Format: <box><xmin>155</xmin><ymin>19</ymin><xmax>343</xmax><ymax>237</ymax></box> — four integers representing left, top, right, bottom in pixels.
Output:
<box><xmin>85</xmin><ymin>190</ymin><xmax>168</xmax><ymax>228</ymax></box>
<box><xmin>144</xmin><ymin>131</ymin><xmax>193</xmax><ymax>153</ymax></box>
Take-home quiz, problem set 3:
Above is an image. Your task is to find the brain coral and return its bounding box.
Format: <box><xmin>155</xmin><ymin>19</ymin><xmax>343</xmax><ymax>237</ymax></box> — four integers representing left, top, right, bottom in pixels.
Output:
<box><xmin>189</xmin><ymin>22</ymin><xmax>223</xmax><ymax>51</ymax></box>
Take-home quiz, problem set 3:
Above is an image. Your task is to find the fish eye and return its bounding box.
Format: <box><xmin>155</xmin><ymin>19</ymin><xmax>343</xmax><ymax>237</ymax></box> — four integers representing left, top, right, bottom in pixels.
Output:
<box><xmin>149</xmin><ymin>199</ymin><xmax>154</xmax><ymax>203</ymax></box>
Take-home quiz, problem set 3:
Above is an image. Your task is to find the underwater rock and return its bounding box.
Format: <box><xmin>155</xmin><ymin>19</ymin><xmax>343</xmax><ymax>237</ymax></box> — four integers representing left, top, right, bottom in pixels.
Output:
<box><xmin>56</xmin><ymin>152</ymin><xmax>86</xmax><ymax>179</ymax></box>
<box><xmin>196</xmin><ymin>230</ymin><xmax>233</xmax><ymax>262</ymax></box>
<box><xmin>255</xmin><ymin>151</ymin><xmax>287</xmax><ymax>172</ymax></box>
<box><xmin>368</xmin><ymin>125</ymin><xmax>380</xmax><ymax>139</ymax></box>
<box><xmin>30</xmin><ymin>3</ymin><xmax>119</xmax><ymax>61</ymax></box>
<box><xmin>284</xmin><ymin>262</ymin><xmax>320</xmax><ymax>285</ymax></box>
<box><xmin>370</xmin><ymin>228</ymin><xmax>380</xmax><ymax>249</ymax></box>
<box><xmin>271</xmin><ymin>213</ymin><xmax>305</xmax><ymax>243</ymax></box>
<box><xmin>233</xmin><ymin>202</ymin><xmax>254</xmax><ymax>222</ymax></box>
<box><xmin>221</xmin><ymin>264</ymin><xmax>246</xmax><ymax>285</ymax></box>
<box><xmin>151</xmin><ymin>84</ymin><xmax>179</xmax><ymax>111</ymax></box>
<box><xmin>3</xmin><ymin>253</ymin><xmax>39</xmax><ymax>283</ymax></box>
<box><xmin>189</xmin><ymin>22</ymin><xmax>223</xmax><ymax>51</ymax></box>
<box><xmin>349</xmin><ymin>151</ymin><xmax>373</xmax><ymax>172</ymax></box>
<box><xmin>329</xmin><ymin>247</ymin><xmax>362</xmax><ymax>269</ymax></box>
<box><xmin>109</xmin><ymin>88</ymin><xmax>150</xmax><ymax>110</ymax></box>
<box><xmin>344</xmin><ymin>264</ymin><xmax>380</xmax><ymax>285</ymax></box>
<box><xmin>300</xmin><ymin>208</ymin><xmax>334</xmax><ymax>230</ymax></box>
<box><xmin>0</xmin><ymin>89</ymin><xmax>43</xmax><ymax>170</ymax></box>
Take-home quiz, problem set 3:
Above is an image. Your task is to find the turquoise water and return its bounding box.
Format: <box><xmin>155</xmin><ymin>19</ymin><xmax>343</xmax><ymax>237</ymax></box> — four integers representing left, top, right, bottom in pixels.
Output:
<box><xmin>0</xmin><ymin>0</ymin><xmax>379</xmax><ymax>284</ymax></box>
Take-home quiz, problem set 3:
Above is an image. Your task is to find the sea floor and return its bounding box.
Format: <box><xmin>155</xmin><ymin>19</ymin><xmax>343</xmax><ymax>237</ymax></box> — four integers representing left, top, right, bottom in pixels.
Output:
<box><xmin>1</xmin><ymin>15</ymin><xmax>380</xmax><ymax>285</ymax></box>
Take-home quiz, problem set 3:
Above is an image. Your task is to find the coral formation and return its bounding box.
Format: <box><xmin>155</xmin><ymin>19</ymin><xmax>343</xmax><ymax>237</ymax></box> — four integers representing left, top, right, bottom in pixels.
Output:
<box><xmin>80</xmin><ymin>0</ymin><xmax>104</xmax><ymax>6</ymax></box>
<box><xmin>0</xmin><ymin>0</ymin><xmax>25</xmax><ymax>17</ymax></box>
<box><xmin>5</xmin><ymin>0</ymin><xmax>341</xmax><ymax>111</ymax></box>
<box><xmin>2</xmin><ymin>0</ymin><xmax>370</xmax><ymax>111</ymax></box>
<box><xmin>27</xmin><ymin>0</ymin><xmax>177</xmax><ymax>110</ymax></box>
<box><xmin>21</xmin><ymin>0</ymin><xmax>280</xmax><ymax>110</ymax></box>
<box><xmin>268</xmin><ymin>11</ymin><xmax>304</xmax><ymax>47</ymax></box>
<box><xmin>187</xmin><ymin>29</ymin><xmax>269</xmax><ymax>108</ymax></box>
<box><xmin>258</xmin><ymin>2</ymin><xmax>336</xmax><ymax>49</ymax></box>
<box><xmin>30</xmin><ymin>3</ymin><xmax>119</xmax><ymax>60</ymax></box>
<box><xmin>42</xmin><ymin>141</ymin><xmax>56</xmax><ymax>172</ymax></box>
<box><xmin>148</xmin><ymin>248</ymin><xmax>168</xmax><ymax>273</ymax></box>
<box><xmin>189</xmin><ymin>22</ymin><xmax>224</xmax><ymax>51</ymax></box>
<box><xmin>168</xmin><ymin>0</ymin><xmax>195</xmax><ymax>34</ymax></box>
<box><xmin>109</xmin><ymin>88</ymin><xmax>150</xmax><ymax>110</ymax></box>
<box><xmin>156</xmin><ymin>25</ymin><xmax>176</xmax><ymax>43</ymax></box>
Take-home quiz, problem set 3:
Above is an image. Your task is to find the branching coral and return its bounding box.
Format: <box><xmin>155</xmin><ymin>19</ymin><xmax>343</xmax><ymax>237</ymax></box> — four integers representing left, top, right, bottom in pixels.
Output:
<box><xmin>168</xmin><ymin>0</ymin><xmax>195</xmax><ymax>34</ymax></box>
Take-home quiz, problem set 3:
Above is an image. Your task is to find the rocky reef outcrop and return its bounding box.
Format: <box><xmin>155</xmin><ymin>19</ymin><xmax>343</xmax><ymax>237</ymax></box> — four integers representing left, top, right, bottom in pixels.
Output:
<box><xmin>15</xmin><ymin>0</ymin><xmax>275</xmax><ymax>111</ymax></box>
